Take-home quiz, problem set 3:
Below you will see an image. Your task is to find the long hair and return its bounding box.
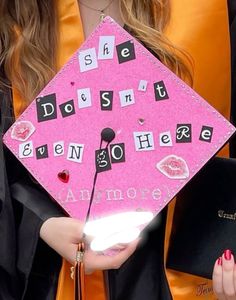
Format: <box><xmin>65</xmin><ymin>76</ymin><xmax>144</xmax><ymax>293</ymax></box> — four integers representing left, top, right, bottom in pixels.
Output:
<box><xmin>0</xmin><ymin>0</ymin><xmax>58</xmax><ymax>106</ymax></box>
<box><xmin>120</xmin><ymin>0</ymin><xmax>192</xmax><ymax>82</ymax></box>
<box><xmin>0</xmin><ymin>0</ymin><xmax>192</xmax><ymax>110</ymax></box>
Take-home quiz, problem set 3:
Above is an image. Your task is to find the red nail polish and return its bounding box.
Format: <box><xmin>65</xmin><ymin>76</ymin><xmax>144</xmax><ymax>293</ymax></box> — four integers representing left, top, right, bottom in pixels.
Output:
<box><xmin>217</xmin><ymin>257</ymin><xmax>222</xmax><ymax>265</ymax></box>
<box><xmin>224</xmin><ymin>249</ymin><xmax>232</xmax><ymax>260</ymax></box>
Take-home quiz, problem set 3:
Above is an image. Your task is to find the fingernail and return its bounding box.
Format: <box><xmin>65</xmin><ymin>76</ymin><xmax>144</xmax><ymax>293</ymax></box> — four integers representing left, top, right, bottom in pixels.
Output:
<box><xmin>224</xmin><ymin>249</ymin><xmax>232</xmax><ymax>260</ymax></box>
<box><xmin>217</xmin><ymin>257</ymin><xmax>222</xmax><ymax>265</ymax></box>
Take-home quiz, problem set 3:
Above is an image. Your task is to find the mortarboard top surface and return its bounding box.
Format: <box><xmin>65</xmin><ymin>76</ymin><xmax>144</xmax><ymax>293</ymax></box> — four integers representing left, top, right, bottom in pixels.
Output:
<box><xmin>3</xmin><ymin>17</ymin><xmax>235</xmax><ymax>226</ymax></box>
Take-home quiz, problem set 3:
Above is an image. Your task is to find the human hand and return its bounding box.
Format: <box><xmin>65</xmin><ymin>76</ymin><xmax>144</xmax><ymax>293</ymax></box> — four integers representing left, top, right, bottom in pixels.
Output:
<box><xmin>84</xmin><ymin>211</ymin><xmax>153</xmax><ymax>251</ymax></box>
<box><xmin>83</xmin><ymin>238</ymin><xmax>140</xmax><ymax>274</ymax></box>
<box><xmin>40</xmin><ymin>217</ymin><xmax>84</xmax><ymax>264</ymax></box>
<box><xmin>40</xmin><ymin>217</ymin><xmax>139</xmax><ymax>274</ymax></box>
<box><xmin>213</xmin><ymin>250</ymin><xmax>236</xmax><ymax>300</ymax></box>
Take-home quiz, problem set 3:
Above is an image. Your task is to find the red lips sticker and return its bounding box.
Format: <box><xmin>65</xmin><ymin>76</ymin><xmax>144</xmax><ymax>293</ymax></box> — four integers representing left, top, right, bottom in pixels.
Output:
<box><xmin>58</xmin><ymin>170</ymin><xmax>70</xmax><ymax>183</ymax></box>
<box><xmin>11</xmin><ymin>121</ymin><xmax>35</xmax><ymax>142</ymax></box>
<box><xmin>156</xmin><ymin>155</ymin><xmax>189</xmax><ymax>179</ymax></box>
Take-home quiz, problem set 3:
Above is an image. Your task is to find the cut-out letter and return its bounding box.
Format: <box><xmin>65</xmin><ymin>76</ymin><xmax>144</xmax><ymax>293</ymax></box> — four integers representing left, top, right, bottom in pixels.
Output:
<box><xmin>98</xmin><ymin>36</ymin><xmax>115</xmax><ymax>60</ymax></box>
<box><xmin>134</xmin><ymin>132</ymin><xmax>155</xmax><ymax>151</ymax></box>
<box><xmin>78</xmin><ymin>48</ymin><xmax>98</xmax><ymax>72</ymax></box>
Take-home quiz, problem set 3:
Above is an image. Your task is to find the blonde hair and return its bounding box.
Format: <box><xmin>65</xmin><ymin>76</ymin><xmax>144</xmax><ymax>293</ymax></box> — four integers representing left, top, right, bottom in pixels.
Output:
<box><xmin>120</xmin><ymin>0</ymin><xmax>192</xmax><ymax>82</ymax></box>
<box><xmin>0</xmin><ymin>0</ymin><xmax>58</xmax><ymax>107</ymax></box>
<box><xmin>0</xmin><ymin>0</ymin><xmax>192</xmax><ymax>110</ymax></box>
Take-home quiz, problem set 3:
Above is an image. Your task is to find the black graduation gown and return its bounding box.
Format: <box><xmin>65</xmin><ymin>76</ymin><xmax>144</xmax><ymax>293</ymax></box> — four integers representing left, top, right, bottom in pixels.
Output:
<box><xmin>0</xmin><ymin>89</ymin><xmax>20</xmax><ymax>300</ymax></box>
<box><xmin>4</xmin><ymin>6</ymin><xmax>236</xmax><ymax>296</ymax></box>
<box><xmin>0</xmin><ymin>86</ymin><xmax>65</xmax><ymax>300</ymax></box>
<box><xmin>228</xmin><ymin>0</ymin><xmax>236</xmax><ymax>157</ymax></box>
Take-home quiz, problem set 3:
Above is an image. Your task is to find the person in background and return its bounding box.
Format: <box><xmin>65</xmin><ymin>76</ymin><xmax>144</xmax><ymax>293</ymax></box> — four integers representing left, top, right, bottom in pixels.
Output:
<box><xmin>0</xmin><ymin>0</ymin><xmax>234</xmax><ymax>299</ymax></box>
<box><xmin>212</xmin><ymin>1</ymin><xmax>236</xmax><ymax>299</ymax></box>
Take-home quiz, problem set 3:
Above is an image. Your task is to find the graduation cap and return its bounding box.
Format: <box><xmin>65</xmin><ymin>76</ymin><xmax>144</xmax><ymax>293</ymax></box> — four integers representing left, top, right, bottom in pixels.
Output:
<box><xmin>3</xmin><ymin>17</ymin><xmax>235</xmax><ymax>251</ymax></box>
